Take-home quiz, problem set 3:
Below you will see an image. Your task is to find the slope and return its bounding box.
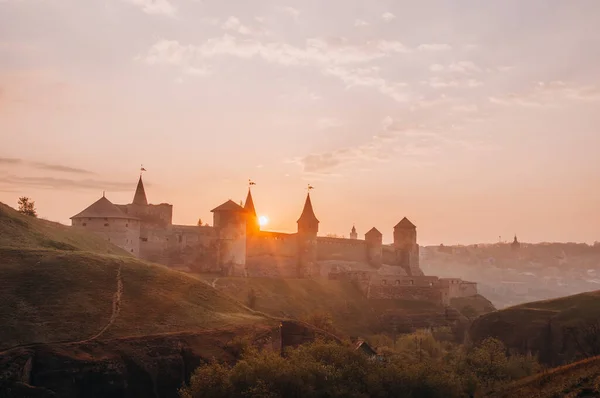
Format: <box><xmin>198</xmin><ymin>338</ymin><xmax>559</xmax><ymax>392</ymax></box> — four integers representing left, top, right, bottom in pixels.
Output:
<box><xmin>204</xmin><ymin>276</ymin><xmax>469</xmax><ymax>338</ymax></box>
<box><xmin>0</xmin><ymin>202</ymin><xmax>128</xmax><ymax>254</ymax></box>
<box><xmin>470</xmin><ymin>290</ymin><xmax>600</xmax><ymax>365</ymax></box>
<box><xmin>0</xmin><ymin>202</ymin><xmax>268</xmax><ymax>351</ymax></box>
<box><xmin>492</xmin><ymin>355</ymin><xmax>600</xmax><ymax>398</ymax></box>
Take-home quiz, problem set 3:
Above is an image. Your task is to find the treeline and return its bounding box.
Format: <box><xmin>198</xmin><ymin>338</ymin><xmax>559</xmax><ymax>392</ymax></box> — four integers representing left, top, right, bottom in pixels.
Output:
<box><xmin>180</xmin><ymin>330</ymin><xmax>541</xmax><ymax>398</ymax></box>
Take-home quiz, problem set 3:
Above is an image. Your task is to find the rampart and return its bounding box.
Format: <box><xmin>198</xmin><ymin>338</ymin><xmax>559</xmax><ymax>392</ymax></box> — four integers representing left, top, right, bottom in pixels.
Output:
<box><xmin>316</xmin><ymin>236</ymin><xmax>368</xmax><ymax>262</ymax></box>
<box><xmin>245</xmin><ymin>232</ymin><xmax>299</xmax><ymax>277</ymax></box>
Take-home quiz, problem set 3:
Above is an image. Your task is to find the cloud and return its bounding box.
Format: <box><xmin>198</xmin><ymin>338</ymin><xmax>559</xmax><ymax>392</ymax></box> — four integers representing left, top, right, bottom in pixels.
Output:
<box><xmin>354</xmin><ymin>19</ymin><xmax>369</xmax><ymax>27</ymax></box>
<box><xmin>0</xmin><ymin>158</ymin><xmax>95</xmax><ymax>174</ymax></box>
<box><xmin>30</xmin><ymin>162</ymin><xmax>95</xmax><ymax>174</ymax></box>
<box><xmin>122</xmin><ymin>0</ymin><xmax>176</xmax><ymax>16</ymax></box>
<box><xmin>489</xmin><ymin>81</ymin><xmax>600</xmax><ymax>107</ymax></box>
<box><xmin>142</xmin><ymin>36</ymin><xmax>410</xmax><ymax>68</ymax></box>
<box><xmin>324</xmin><ymin>66</ymin><xmax>409</xmax><ymax>102</ymax></box>
<box><xmin>291</xmin><ymin>117</ymin><xmax>494</xmax><ymax>175</ymax></box>
<box><xmin>141</xmin><ymin>35</ymin><xmax>411</xmax><ymax>95</ymax></box>
<box><xmin>418</xmin><ymin>44</ymin><xmax>452</xmax><ymax>51</ymax></box>
<box><xmin>221</xmin><ymin>16</ymin><xmax>268</xmax><ymax>36</ymax></box>
<box><xmin>316</xmin><ymin>117</ymin><xmax>343</xmax><ymax>130</ymax></box>
<box><xmin>0</xmin><ymin>175</ymin><xmax>135</xmax><ymax>191</ymax></box>
<box><xmin>381</xmin><ymin>12</ymin><xmax>395</xmax><ymax>22</ymax></box>
<box><xmin>422</xmin><ymin>77</ymin><xmax>458</xmax><ymax>88</ymax></box>
<box><xmin>0</xmin><ymin>157</ymin><xmax>22</xmax><ymax>165</ymax></box>
<box><xmin>280</xmin><ymin>6</ymin><xmax>299</xmax><ymax>19</ymax></box>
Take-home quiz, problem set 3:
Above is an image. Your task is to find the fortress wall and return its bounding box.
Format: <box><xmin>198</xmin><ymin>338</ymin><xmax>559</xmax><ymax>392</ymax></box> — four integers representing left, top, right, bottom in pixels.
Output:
<box><xmin>316</xmin><ymin>237</ymin><xmax>368</xmax><ymax>262</ymax></box>
<box><xmin>72</xmin><ymin>217</ymin><xmax>140</xmax><ymax>256</ymax></box>
<box><xmin>118</xmin><ymin>203</ymin><xmax>173</xmax><ymax>227</ymax></box>
<box><xmin>458</xmin><ymin>281</ymin><xmax>478</xmax><ymax>297</ymax></box>
<box><xmin>370</xmin><ymin>274</ymin><xmax>440</xmax><ymax>287</ymax></box>
<box><xmin>368</xmin><ymin>285</ymin><xmax>446</xmax><ymax>305</ymax></box>
<box><xmin>381</xmin><ymin>246</ymin><xmax>396</xmax><ymax>265</ymax></box>
<box><xmin>139</xmin><ymin>226</ymin><xmax>171</xmax><ymax>263</ymax></box>
<box><xmin>246</xmin><ymin>232</ymin><xmax>299</xmax><ymax>277</ymax></box>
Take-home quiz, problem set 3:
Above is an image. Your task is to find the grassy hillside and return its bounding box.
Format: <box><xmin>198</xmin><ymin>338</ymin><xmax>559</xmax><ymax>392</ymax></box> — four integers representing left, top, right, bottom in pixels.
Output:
<box><xmin>0</xmin><ymin>203</ymin><xmax>268</xmax><ymax>351</ymax></box>
<box><xmin>202</xmin><ymin>276</ymin><xmax>467</xmax><ymax>338</ymax></box>
<box><xmin>493</xmin><ymin>355</ymin><xmax>600</xmax><ymax>398</ymax></box>
<box><xmin>0</xmin><ymin>202</ymin><xmax>128</xmax><ymax>254</ymax></box>
<box><xmin>470</xmin><ymin>290</ymin><xmax>600</xmax><ymax>365</ymax></box>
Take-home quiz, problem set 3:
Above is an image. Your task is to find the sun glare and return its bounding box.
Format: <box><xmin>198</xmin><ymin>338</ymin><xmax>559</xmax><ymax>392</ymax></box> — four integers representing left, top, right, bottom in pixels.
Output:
<box><xmin>259</xmin><ymin>215</ymin><xmax>269</xmax><ymax>227</ymax></box>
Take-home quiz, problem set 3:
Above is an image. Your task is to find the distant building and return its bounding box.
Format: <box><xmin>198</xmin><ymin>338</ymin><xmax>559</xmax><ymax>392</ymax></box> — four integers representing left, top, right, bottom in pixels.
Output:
<box><xmin>511</xmin><ymin>235</ymin><xmax>521</xmax><ymax>251</ymax></box>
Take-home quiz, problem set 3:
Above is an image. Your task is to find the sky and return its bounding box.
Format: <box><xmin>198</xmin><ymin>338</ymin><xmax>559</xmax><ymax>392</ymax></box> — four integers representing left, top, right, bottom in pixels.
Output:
<box><xmin>1</xmin><ymin>0</ymin><xmax>599</xmax><ymax>245</ymax></box>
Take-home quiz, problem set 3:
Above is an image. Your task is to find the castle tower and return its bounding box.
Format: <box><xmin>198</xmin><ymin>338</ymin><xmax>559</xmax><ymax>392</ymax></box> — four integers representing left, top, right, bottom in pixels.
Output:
<box><xmin>244</xmin><ymin>188</ymin><xmax>259</xmax><ymax>235</ymax></box>
<box><xmin>133</xmin><ymin>175</ymin><xmax>148</xmax><ymax>206</ymax></box>
<box><xmin>296</xmin><ymin>192</ymin><xmax>319</xmax><ymax>277</ymax></box>
<box><xmin>350</xmin><ymin>225</ymin><xmax>358</xmax><ymax>240</ymax></box>
<box><xmin>211</xmin><ymin>200</ymin><xmax>247</xmax><ymax>276</ymax></box>
<box><xmin>393</xmin><ymin>217</ymin><xmax>422</xmax><ymax>276</ymax></box>
<box><xmin>511</xmin><ymin>235</ymin><xmax>521</xmax><ymax>250</ymax></box>
<box><xmin>71</xmin><ymin>194</ymin><xmax>141</xmax><ymax>256</ymax></box>
<box><xmin>365</xmin><ymin>227</ymin><xmax>383</xmax><ymax>268</ymax></box>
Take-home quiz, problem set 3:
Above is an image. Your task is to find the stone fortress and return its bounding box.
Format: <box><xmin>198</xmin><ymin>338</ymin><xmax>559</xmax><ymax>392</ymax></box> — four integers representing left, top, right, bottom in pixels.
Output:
<box><xmin>71</xmin><ymin>176</ymin><xmax>478</xmax><ymax>305</ymax></box>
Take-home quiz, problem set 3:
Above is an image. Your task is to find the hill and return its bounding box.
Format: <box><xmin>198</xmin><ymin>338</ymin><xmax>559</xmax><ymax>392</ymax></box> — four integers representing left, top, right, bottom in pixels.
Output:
<box><xmin>201</xmin><ymin>276</ymin><xmax>490</xmax><ymax>338</ymax></box>
<box><xmin>0</xmin><ymin>202</ymin><xmax>129</xmax><ymax>254</ymax></box>
<box><xmin>470</xmin><ymin>289</ymin><xmax>600</xmax><ymax>366</ymax></box>
<box><xmin>0</xmin><ymin>202</ymin><xmax>268</xmax><ymax>350</ymax></box>
<box><xmin>492</xmin><ymin>355</ymin><xmax>600</xmax><ymax>398</ymax></box>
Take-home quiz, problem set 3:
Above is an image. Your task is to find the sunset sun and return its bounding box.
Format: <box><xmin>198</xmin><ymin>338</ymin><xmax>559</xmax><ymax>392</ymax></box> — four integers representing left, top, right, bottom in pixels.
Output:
<box><xmin>258</xmin><ymin>215</ymin><xmax>269</xmax><ymax>227</ymax></box>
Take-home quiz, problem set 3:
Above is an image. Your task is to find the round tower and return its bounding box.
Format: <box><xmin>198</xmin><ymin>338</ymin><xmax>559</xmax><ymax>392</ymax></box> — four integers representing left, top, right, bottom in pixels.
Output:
<box><xmin>211</xmin><ymin>200</ymin><xmax>247</xmax><ymax>276</ymax></box>
<box><xmin>393</xmin><ymin>217</ymin><xmax>421</xmax><ymax>276</ymax></box>
<box><xmin>365</xmin><ymin>227</ymin><xmax>383</xmax><ymax>268</ymax></box>
<box><xmin>70</xmin><ymin>194</ymin><xmax>140</xmax><ymax>256</ymax></box>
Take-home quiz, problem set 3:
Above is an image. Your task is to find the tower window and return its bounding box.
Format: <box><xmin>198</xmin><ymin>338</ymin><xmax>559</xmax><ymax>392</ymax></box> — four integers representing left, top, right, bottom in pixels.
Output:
<box><xmin>126</xmin><ymin>223</ymin><xmax>129</xmax><ymax>227</ymax></box>
<box><xmin>82</xmin><ymin>223</ymin><xmax>87</xmax><ymax>227</ymax></box>
<box><xmin>104</xmin><ymin>223</ymin><xmax>109</xmax><ymax>227</ymax></box>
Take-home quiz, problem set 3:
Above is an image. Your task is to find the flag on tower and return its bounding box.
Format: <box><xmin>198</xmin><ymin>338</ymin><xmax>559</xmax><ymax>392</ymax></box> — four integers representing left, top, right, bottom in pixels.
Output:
<box><xmin>308</xmin><ymin>184</ymin><xmax>314</xmax><ymax>190</ymax></box>
<box><xmin>141</xmin><ymin>165</ymin><xmax>146</xmax><ymax>172</ymax></box>
<box><xmin>249</xmin><ymin>179</ymin><xmax>256</xmax><ymax>186</ymax></box>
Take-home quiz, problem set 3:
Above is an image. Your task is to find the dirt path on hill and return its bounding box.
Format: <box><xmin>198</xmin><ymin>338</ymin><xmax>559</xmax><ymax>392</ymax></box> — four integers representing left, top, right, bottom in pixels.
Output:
<box><xmin>81</xmin><ymin>262</ymin><xmax>123</xmax><ymax>342</ymax></box>
<box><xmin>211</xmin><ymin>277</ymin><xmax>219</xmax><ymax>288</ymax></box>
<box><xmin>1</xmin><ymin>262</ymin><xmax>124</xmax><ymax>352</ymax></box>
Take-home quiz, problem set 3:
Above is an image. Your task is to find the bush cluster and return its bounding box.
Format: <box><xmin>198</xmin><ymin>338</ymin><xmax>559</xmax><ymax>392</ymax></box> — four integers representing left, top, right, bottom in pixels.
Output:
<box><xmin>180</xmin><ymin>332</ymin><xmax>541</xmax><ymax>398</ymax></box>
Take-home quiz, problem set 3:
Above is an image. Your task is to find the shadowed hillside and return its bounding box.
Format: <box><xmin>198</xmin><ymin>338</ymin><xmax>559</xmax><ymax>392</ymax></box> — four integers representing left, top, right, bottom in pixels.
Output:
<box><xmin>470</xmin><ymin>290</ymin><xmax>600</xmax><ymax>366</ymax></box>
<box><xmin>202</xmin><ymin>276</ymin><xmax>492</xmax><ymax>337</ymax></box>
<box><xmin>0</xmin><ymin>202</ymin><xmax>268</xmax><ymax>351</ymax></box>
<box><xmin>492</xmin><ymin>355</ymin><xmax>600</xmax><ymax>398</ymax></box>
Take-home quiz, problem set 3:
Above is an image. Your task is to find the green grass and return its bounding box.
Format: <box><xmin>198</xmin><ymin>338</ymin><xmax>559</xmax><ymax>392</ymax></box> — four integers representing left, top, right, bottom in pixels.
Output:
<box><xmin>0</xmin><ymin>202</ymin><xmax>128</xmax><ymax>255</ymax></box>
<box><xmin>0</xmin><ymin>202</ymin><xmax>269</xmax><ymax>350</ymax></box>
<box><xmin>470</xmin><ymin>290</ymin><xmax>600</xmax><ymax>365</ymax></box>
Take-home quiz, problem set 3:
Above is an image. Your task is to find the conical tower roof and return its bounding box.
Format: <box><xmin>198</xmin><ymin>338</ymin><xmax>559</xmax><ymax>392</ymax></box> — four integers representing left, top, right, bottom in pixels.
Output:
<box><xmin>297</xmin><ymin>193</ymin><xmax>319</xmax><ymax>224</ymax></box>
<box><xmin>244</xmin><ymin>188</ymin><xmax>257</xmax><ymax>217</ymax></box>
<box><xmin>71</xmin><ymin>196</ymin><xmax>137</xmax><ymax>220</ymax></box>
<box><xmin>365</xmin><ymin>227</ymin><xmax>382</xmax><ymax>237</ymax></box>
<box><xmin>394</xmin><ymin>217</ymin><xmax>416</xmax><ymax>229</ymax></box>
<box><xmin>133</xmin><ymin>176</ymin><xmax>148</xmax><ymax>206</ymax></box>
<box><xmin>211</xmin><ymin>200</ymin><xmax>245</xmax><ymax>213</ymax></box>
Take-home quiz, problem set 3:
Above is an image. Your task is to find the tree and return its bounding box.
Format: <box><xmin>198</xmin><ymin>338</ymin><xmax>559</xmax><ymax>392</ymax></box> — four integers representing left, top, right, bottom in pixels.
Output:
<box><xmin>17</xmin><ymin>197</ymin><xmax>37</xmax><ymax>217</ymax></box>
<box><xmin>197</xmin><ymin>218</ymin><xmax>203</xmax><ymax>226</ymax></box>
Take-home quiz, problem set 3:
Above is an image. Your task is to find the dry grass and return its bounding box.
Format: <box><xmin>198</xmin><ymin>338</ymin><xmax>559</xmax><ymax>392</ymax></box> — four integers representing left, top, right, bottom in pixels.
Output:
<box><xmin>196</xmin><ymin>276</ymin><xmax>445</xmax><ymax>337</ymax></box>
<box><xmin>0</xmin><ymin>202</ymin><xmax>268</xmax><ymax>351</ymax></box>
<box><xmin>0</xmin><ymin>202</ymin><xmax>128</xmax><ymax>255</ymax></box>
<box><xmin>493</xmin><ymin>355</ymin><xmax>600</xmax><ymax>397</ymax></box>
